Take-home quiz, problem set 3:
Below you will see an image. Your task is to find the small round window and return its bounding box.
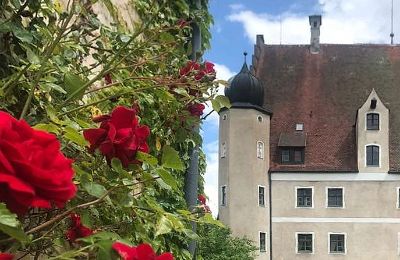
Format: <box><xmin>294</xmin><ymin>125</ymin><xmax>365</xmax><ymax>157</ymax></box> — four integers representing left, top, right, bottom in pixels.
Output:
<box><xmin>222</xmin><ymin>114</ymin><xmax>228</xmax><ymax>120</ymax></box>
<box><xmin>257</xmin><ymin>115</ymin><xmax>263</xmax><ymax>122</ymax></box>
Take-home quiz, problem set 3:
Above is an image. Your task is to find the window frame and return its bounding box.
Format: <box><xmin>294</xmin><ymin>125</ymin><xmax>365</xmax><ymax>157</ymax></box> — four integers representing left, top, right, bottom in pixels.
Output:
<box><xmin>366</xmin><ymin>112</ymin><xmax>380</xmax><ymax>130</ymax></box>
<box><xmin>220</xmin><ymin>142</ymin><xmax>226</xmax><ymax>158</ymax></box>
<box><xmin>258</xmin><ymin>185</ymin><xmax>266</xmax><ymax>207</ymax></box>
<box><xmin>257</xmin><ymin>141</ymin><xmax>264</xmax><ymax>159</ymax></box>
<box><xmin>328</xmin><ymin>232</ymin><xmax>347</xmax><ymax>255</ymax></box>
<box><xmin>221</xmin><ymin>185</ymin><xmax>227</xmax><ymax>206</ymax></box>
<box><xmin>281</xmin><ymin>147</ymin><xmax>305</xmax><ymax>164</ymax></box>
<box><xmin>326</xmin><ymin>187</ymin><xmax>345</xmax><ymax>208</ymax></box>
<box><xmin>259</xmin><ymin>231</ymin><xmax>267</xmax><ymax>252</ymax></box>
<box><xmin>295</xmin><ymin>232</ymin><xmax>314</xmax><ymax>254</ymax></box>
<box><xmin>365</xmin><ymin>144</ymin><xmax>380</xmax><ymax>167</ymax></box>
<box><xmin>295</xmin><ymin>186</ymin><xmax>314</xmax><ymax>209</ymax></box>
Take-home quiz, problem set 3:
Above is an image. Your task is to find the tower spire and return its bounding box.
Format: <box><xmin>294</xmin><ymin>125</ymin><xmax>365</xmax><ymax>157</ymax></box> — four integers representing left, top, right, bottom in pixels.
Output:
<box><xmin>391</xmin><ymin>0</ymin><xmax>395</xmax><ymax>44</ymax></box>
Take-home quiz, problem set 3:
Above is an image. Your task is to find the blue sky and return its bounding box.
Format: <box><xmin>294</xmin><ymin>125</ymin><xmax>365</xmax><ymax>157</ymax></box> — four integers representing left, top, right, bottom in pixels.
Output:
<box><xmin>201</xmin><ymin>0</ymin><xmax>400</xmax><ymax>214</ymax></box>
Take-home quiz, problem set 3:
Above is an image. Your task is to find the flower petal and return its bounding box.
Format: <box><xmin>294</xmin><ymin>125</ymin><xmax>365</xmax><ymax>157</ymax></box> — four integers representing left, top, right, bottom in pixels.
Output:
<box><xmin>112</xmin><ymin>242</ymin><xmax>137</xmax><ymax>260</ymax></box>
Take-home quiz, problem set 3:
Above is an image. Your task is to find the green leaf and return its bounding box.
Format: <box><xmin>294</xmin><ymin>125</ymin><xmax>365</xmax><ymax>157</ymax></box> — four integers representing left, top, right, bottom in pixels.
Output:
<box><xmin>0</xmin><ymin>204</ymin><xmax>28</xmax><ymax>242</ymax></box>
<box><xmin>33</xmin><ymin>123</ymin><xmax>60</xmax><ymax>134</ymax></box>
<box><xmin>14</xmin><ymin>28</ymin><xmax>33</xmax><ymax>43</ymax></box>
<box><xmin>43</xmin><ymin>83</ymin><xmax>67</xmax><ymax>94</ymax></box>
<box><xmin>155</xmin><ymin>215</ymin><xmax>172</xmax><ymax>236</ymax></box>
<box><xmin>63</xmin><ymin>73</ymin><xmax>88</xmax><ymax>100</ymax></box>
<box><xmin>111</xmin><ymin>158</ymin><xmax>129</xmax><ymax>175</ymax></box>
<box><xmin>0</xmin><ymin>203</ymin><xmax>19</xmax><ymax>227</ymax></box>
<box><xmin>64</xmin><ymin>126</ymin><xmax>88</xmax><ymax>146</ymax></box>
<box><xmin>215</xmin><ymin>95</ymin><xmax>231</xmax><ymax>109</ymax></box>
<box><xmin>211</xmin><ymin>99</ymin><xmax>221</xmax><ymax>113</ymax></box>
<box><xmin>136</xmin><ymin>151</ymin><xmax>158</xmax><ymax>166</ymax></box>
<box><xmin>199</xmin><ymin>213</ymin><xmax>225</xmax><ymax>227</ymax></box>
<box><xmin>26</xmin><ymin>47</ymin><xmax>40</xmax><ymax>64</ymax></box>
<box><xmin>83</xmin><ymin>183</ymin><xmax>107</xmax><ymax>198</ymax></box>
<box><xmin>161</xmin><ymin>146</ymin><xmax>184</xmax><ymax>170</ymax></box>
<box><xmin>155</xmin><ymin>168</ymin><xmax>178</xmax><ymax>190</ymax></box>
<box><xmin>0</xmin><ymin>224</ymin><xmax>29</xmax><ymax>242</ymax></box>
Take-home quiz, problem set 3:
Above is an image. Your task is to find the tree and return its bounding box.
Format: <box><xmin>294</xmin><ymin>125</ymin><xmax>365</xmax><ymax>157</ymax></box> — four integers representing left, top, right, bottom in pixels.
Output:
<box><xmin>197</xmin><ymin>225</ymin><xmax>258</xmax><ymax>260</ymax></box>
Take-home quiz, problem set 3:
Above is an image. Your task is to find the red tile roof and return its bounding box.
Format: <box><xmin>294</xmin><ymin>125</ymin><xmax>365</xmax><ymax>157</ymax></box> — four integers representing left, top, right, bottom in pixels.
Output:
<box><xmin>254</xmin><ymin>44</ymin><xmax>400</xmax><ymax>172</ymax></box>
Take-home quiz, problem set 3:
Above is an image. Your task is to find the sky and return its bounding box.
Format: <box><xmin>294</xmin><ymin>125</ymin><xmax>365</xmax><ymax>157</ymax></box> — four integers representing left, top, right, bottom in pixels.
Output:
<box><xmin>201</xmin><ymin>0</ymin><xmax>400</xmax><ymax>215</ymax></box>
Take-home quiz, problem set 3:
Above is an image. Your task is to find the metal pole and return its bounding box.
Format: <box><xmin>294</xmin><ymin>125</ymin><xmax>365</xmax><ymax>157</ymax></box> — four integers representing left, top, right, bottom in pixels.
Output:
<box><xmin>184</xmin><ymin>0</ymin><xmax>202</xmax><ymax>257</ymax></box>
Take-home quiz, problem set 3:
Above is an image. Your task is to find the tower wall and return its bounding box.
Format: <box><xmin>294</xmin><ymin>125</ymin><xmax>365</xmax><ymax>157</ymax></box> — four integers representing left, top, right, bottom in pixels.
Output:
<box><xmin>219</xmin><ymin>107</ymin><xmax>270</xmax><ymax>259</ymax></box>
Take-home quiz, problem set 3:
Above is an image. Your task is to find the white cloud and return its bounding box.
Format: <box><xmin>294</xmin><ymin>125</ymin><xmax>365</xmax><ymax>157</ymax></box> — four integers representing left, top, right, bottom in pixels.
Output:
<box><xmin>203</xmin><ymin>140</ymin><xmax>219</xmax><ymax>216</ymax></box>
<box><xmin>203</xmin><ymin>63</ymin><xmax>235</xmax><ymax>126</ymax></box>
<box><xmin>227</xmin><ymin>0</ymin><xmax>400</xmax><ymax>44</ymax></box>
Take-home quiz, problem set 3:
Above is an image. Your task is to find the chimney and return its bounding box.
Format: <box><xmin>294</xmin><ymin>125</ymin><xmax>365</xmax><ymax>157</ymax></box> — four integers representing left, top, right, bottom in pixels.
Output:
<box><xmin>309</xmin><ymin>15</ymin><xmax>322</xmax><ymax>54</ymax></box>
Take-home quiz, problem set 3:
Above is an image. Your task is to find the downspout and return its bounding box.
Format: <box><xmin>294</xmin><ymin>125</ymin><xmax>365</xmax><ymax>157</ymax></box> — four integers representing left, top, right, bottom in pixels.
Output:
<box><xmin>184</xmin><ymin>0</ymin><xmax>201</xmax><ymax>257</ymax></box>
<box><xmin>268</xmin><ymin>171</ymin><xmax>272</xmax><ymax>259</ymax></box>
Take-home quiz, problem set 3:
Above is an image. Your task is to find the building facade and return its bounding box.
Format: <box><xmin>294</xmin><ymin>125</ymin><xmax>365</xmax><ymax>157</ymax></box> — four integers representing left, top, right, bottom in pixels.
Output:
<box><xmin>219</xmin><ymin>15</ymin><xmax>400</xmax><ymax>260</ymax></box>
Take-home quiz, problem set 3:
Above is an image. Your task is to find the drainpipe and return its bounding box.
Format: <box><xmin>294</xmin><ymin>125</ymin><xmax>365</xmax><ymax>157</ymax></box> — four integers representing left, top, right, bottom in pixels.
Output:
<box><xmin>268</xmin><ymin>171</ymin><xmax>272</xmax><ymax>259</ymax></box>
<box><xmin>184</xmin><ymin>0</ymin><xmax>201</xmax><ymax>257</ymax></box>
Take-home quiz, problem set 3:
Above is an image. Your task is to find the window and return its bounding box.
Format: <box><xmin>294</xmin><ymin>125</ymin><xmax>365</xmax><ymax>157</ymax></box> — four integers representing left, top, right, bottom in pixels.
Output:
<box><xmin>366</xmin><ymin>145</ymin><xmax>379</xmax><ymax>166</ymax></box>
<box><xmin>327</xmin><ymin>188</ymin><xmax>344</xmax><ymax>208</ymax></box>
<box><xmin>296</xmin><ymin>123</ymin><xmax>304</xmax><ymax>131</ymax></box>
<box><xmin>297</xmin><ymin>188</ymin><xmax>313</xmax><ymax>208</ymax></box>
<box><xmin>366</xmin><ymin>113</ymin><xmax>379</xmax><ymax>130</ymax></box>
<box><xmin>297</xmin><ymin>233</ymin><xmax>313</xmax><ymax>253</ymax></box>
<box><xmin>222</xmin><ymin>114</ymin><xmax>227</xmax><ymax>120</ymax></box>
<box><xmin>281</xmin><ymin>148</ymin><xmax>304</xmax><ymax>164</ymax></box>
<box><xmin>220</xmin><ymin>142</ymin><xmax>226</xmax><ymax>158</ymax></box>
<box><xmin>258</xmin><ymin>186</ymin><xmax>265</xmax><ymax>207</ymax></box>
<box><xmin>257</xmin><ymin>115</ymin><xmax>263</xmax><ymax>122</ymax></box>
<box><xmin>259</xmin><ymin>232</ymin><xmax>266</xmax><ymax>252</ymax></box>
<box><xmin>397</xmin><ymin>187</ymin><xmax>400</xmax><ymax>209</ymax></box>
<box><xmin>329</xmin><ymin>233</ymin><xmax>346</xmax><ymax>254</ymax></box>
<box><xmin>221</xmin><ymin>185</ymin><xmax>227</xmax><ymax>206</ymax></box>
<box><xmin>257</xmin><ymin>141</ymin><xmax>264</xmax><ymax>159</ymax></box>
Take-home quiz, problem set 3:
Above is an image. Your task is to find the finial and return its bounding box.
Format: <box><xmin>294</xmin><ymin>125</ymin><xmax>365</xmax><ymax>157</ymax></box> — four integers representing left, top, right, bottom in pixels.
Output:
<box><xmin>243</xmin><ymin>52</ymin><xmax>248</xmax><ymax>63</ymax></box>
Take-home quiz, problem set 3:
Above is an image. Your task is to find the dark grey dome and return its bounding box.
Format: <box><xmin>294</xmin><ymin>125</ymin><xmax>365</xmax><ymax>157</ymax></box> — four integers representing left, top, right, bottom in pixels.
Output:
<box><xmin>224</xmin><ymin>62</ymin><xmax>264</xmax><ymax>107</ymax></box>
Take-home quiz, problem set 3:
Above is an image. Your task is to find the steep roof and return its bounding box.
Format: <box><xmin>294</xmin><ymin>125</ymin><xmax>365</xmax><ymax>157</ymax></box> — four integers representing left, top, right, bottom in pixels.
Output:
<box><xmin>253</xmin><ymin>43</ymin><xmax>400</xmax><ymax>172</ymax></box>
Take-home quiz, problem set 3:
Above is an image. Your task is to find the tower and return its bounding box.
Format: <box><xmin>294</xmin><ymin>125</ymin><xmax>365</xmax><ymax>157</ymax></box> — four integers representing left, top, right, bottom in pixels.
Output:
<box><xmin>218</xmin><ymin>54</ymin><xmax>272</xmax><ymax>260</ymax></box>
<box><xmin>309</xmin><ymin>15</ymin><xmax>322</xmax><ymax>54</ymax></box>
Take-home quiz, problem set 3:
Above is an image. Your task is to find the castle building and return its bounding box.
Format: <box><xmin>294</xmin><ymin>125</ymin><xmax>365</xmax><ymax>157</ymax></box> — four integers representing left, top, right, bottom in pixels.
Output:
<box><xmin>218</xmin><ymin>15</ymin><xmax>400</xmax><ymax>260</ymax></box>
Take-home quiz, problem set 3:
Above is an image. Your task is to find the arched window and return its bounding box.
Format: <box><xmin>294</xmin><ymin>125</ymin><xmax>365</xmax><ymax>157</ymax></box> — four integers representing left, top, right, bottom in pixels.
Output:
<box><xmin>366</xmin><ymin>113</ymin><xmax>379</xmax><ymax>130</ymax></box>
<box><xmin>257</xmin><ymin>141</ymin><xmax>264</xmax><ymax>159</ymax></box>
<box><xmin>220</xmin><ymin>142</ymin><xmax>226</xmax><ymax>158</ymax></box>
<box><xmin>366</xmin><ymin>145</ymin><xmax>379</xmax><ymax>166</ymax></box>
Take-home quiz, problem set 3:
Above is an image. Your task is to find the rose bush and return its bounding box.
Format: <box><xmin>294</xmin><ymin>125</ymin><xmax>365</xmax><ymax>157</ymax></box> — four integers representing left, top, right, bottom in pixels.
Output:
<box><xmin>187</xmin><ymin>103</ymin><xmax>205</xmax><ymax>117</ymax></box>
<box><xmin>66</xmin><ymin>214</ymin><xmax>94</xmax><ymax>243</ymax></box>
<box><xmin>112</xmin><ymin>242</ymin><xmax>174</xmax><ymax>260</ymax></box>
<box><xmin>0</xmin><ymin>111</ymin><xmax>76</xmax><ymax>215</ymax></box>
<box><xmin>83</xmin><ymin>106</ymin><xmax>150</xmax><ymax>167</ymax></box>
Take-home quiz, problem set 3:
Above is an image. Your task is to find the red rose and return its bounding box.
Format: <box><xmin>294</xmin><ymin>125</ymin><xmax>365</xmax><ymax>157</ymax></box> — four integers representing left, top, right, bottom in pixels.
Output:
<box><xmin>187</xmin><ymin>103</ymin><xmax>205</xmax><ymax>117</ymax></box>
<box><xmin>112</xmin><ymin>242</ymin><xmax>174</xmax><ymax>260</ymax></box>
<box><xmin>83</xmin><ymin>106</ymin><xmax>150</xmax><ymax>167</ymax></box>
<box><xmin>179</xmin><ymin>61</ymin><xmax>200</xmax><ymax>77</ymax></box>
<box><xmin>104</xmin><ymin>73</ymin><xmax>113</xmax><ymax>85</ymax></box>
<box><xmin>0</xmin><ymin>111</ymin><xmax>76</xmax><ymax>215</ymax></box>
<box><xmin>0</xmin><ymin>253</ymin><xmax>13</xmax><ymax>260</ymax></box>
<box><xmin>203</xmin><ymin>61</ymin><xmax>215</xmax><ymax>75</ymax></box>
<box><xmin>66</xmin><ymin>213</ymin><xmax>94</xmax><ymax>243</ymax></box>
<box><xmin>177</xmin><ymin>19</ymin><xmax>189</xmax><ymax>28</ymax></box>
<box><xmin>198</xmin><ymin>194</ymin><xmax>206</xmax><ymax>205</ymax></box>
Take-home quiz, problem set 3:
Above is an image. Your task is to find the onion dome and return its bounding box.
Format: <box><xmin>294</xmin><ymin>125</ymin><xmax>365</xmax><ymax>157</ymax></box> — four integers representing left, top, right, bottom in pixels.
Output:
<box><xmin>225</xmin><ymin>53</ymin><xmax>264</xmax><ymax>107</ymax></box>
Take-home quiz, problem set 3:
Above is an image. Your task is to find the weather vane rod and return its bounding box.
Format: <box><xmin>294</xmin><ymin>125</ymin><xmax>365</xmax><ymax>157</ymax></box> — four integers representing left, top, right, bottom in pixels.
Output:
<box><xmin>391</xmin><ymin>0</ymin><xmax>395</xmax><ymax>44</ymax></box>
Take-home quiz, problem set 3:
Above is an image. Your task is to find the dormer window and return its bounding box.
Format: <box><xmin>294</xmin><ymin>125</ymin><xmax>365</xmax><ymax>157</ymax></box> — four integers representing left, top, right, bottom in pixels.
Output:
<box><xmin>278</xmin><ymin>132</ymin><xmax>306</xmax><ymax>164</ymax></box>
<box><xmin>366</xmin><ymin>113</ymin><xmax>379</xmax><ymax>130</ymax></box>
<box><xmin>281</xmin><ymin>148</ymin><xmax>304</xmax><ymax>164</ymax></box>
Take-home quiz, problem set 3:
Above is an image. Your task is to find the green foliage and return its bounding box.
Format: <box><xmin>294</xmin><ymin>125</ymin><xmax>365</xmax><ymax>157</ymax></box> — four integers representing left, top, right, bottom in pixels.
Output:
<box><xmin>197</xmin><ymin>225</ymin><xmax>258</xmax><ymax>260</ymax></box>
